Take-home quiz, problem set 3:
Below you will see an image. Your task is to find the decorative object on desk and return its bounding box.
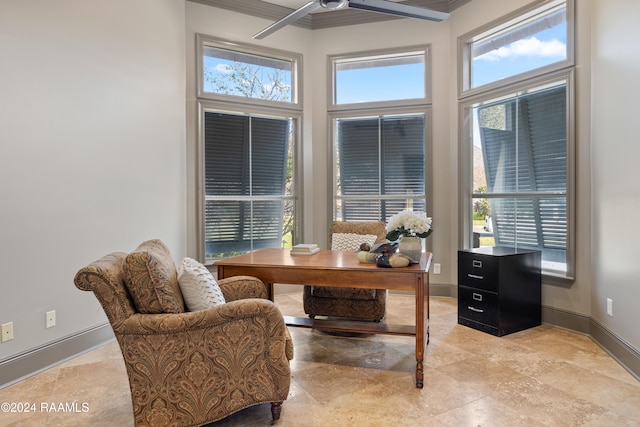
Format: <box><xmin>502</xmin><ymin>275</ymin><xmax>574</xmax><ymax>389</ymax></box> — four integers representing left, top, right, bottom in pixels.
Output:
<box><xmin>370</xmin><ymin>241</ymin><xmax>398</xmax><ymax>255</ymax></box>
<box><xmin>291</xmin><ymin>243</ymin><xmax>319</xmax><ymax>255</ymax></box>
<box><xmin>356</xmin><ymin>242</ymin><xmax>378</xmax><ymax>263</ymax></box>
<box><xmin>398</xmin><ymin>236</ymin><xmax>422</xmax><ymax>263</ymax></box>
<box><xmin>371</xmin><ymin>241</ymin><xmax>404</xmax><ymax>268</ymax></box>
<box><xmin>375</xmin><ymin>254</ymin><xmax>391</xmax><ymax>267</ymax></box>
<box><xmin>357</xmin><ymin>251</ymin><xmax>377</xmax><ymax>263</ymax></box>
<box><xmin>375</xmin><ymin>252</ymin><xmax>411</xmax><ymax>268</ymax></box>
<box><xmin>389</xmin><ymin>253</ymin><xmax>411</xmax><ymax>267</ymax></box>
<box><xmin>386</xmin><ymin>209</ymin><xmax>433</xmax><ymax>262</ymax></box>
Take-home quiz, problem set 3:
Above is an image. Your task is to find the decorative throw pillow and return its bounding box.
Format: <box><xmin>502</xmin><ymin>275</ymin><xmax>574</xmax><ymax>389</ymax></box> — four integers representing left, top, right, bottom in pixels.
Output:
<box><xmin>331</xmin><ymin>233</ymin><xmax>378</xmax><ymax>251</ymax></box>
<box><xmin>122</xmin><ymin>239</ymin><xmax>185</xmax><ymax>314</ymax></box>
<box><xmin>178</xmin><ymin>257</ymin><xmax>226</xmax><ymax>311</ymax></box>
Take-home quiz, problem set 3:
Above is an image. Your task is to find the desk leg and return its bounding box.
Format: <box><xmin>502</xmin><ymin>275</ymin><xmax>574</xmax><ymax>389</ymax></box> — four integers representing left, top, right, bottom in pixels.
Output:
<box><xmin>426</xmin><ymin>272</ymin><xmax>430</xmax><ymax>345</ymax></box>
<box><xmin>266</xmin><ymin>282</ymin><xmax>274</xmax><ymax>301</ymax></box>
<box><xmin>415</xmin><ymin>274</ymin><xmax>425</xmax><ymax>389</ymax></box>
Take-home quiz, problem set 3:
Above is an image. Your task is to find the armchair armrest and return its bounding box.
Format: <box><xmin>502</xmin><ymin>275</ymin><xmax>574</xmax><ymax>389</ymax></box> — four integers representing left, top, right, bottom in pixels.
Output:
<box><xmin>217</xmin><ymin>275</ymin><xmax>268</xmax><ymax>301</ymax></box>
<box><xmin>116</xmin><ymin>297</ymin><xmax>280</xmax><ymax>334</ymax></box>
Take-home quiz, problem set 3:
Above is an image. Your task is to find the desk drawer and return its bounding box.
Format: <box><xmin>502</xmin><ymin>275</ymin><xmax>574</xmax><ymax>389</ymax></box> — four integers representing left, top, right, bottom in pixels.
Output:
<box><xmin>458</xmin><ymin>286</ymin><xmax>498</xmax><ymax>327</ymax></box>
<box><xmin>458</xmin><ymin>252</ymin><xmax>498</xmax><ymax>292</ymax></box>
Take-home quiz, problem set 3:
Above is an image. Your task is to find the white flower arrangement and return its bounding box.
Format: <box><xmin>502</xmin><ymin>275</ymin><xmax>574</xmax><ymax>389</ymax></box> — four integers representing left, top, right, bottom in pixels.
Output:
<box><xmin>385</xmin><ymin>210</ymin><xmax>433</xmax><ymax>241</ymax></box>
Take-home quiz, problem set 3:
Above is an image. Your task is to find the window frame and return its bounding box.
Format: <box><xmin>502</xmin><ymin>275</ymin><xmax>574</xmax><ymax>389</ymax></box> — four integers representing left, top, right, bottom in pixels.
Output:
<box><xmin>458</xmin><ymin>0</ymin><xmax>576</xmax><ymax>281</ymax></box>
<box><xmin>195</xmin><ymin>35</ymin><xmax>303</xmax><ymax>262</ymax></box>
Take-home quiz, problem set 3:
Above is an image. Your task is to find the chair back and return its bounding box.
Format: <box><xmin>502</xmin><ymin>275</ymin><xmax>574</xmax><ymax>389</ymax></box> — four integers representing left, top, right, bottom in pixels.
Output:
<box><xmin>329</xmin><ymin>221</ymin><xmax>387</xmax><ymax>248</ymax></box>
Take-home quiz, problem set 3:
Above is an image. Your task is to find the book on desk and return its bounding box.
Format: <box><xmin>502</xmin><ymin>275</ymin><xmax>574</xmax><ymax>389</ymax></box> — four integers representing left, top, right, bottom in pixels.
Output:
<box><xmin>291</xmin><ymin>243</ymin><xmax>320</xmax><ymax>255</ymax></box>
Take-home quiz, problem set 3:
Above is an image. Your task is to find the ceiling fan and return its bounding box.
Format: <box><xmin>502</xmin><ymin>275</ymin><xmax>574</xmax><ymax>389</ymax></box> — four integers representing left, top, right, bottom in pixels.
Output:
<box><xmin>253</xmin><ymin>0</ymin><xmax>450</xmax><ymax>39</ymax></box>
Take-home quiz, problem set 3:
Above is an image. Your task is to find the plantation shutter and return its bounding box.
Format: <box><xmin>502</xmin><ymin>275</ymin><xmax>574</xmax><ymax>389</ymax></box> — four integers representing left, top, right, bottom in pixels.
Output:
<box><xmin>338</xmin><ymin>115</ymin><xmax>425</xmax><ymax>221</ymax></box>
<box><xmin>204</xmin><ymin>112</ymin><xmax>289</xmax><ymax>254</ymax></box>
<box><xmin>480</xmin><ymin>85</ymin><xmax>567</xmax><ymax>263</ymax></box>
<box><xmin>339</xmin><ymin>118</ymin><xmax>380</xmax><ymax>219</ymax></box>
<box><xmin>381</xmin><ymin>115</ymin><xmax>426</xmax><ymax>215</ymax></box>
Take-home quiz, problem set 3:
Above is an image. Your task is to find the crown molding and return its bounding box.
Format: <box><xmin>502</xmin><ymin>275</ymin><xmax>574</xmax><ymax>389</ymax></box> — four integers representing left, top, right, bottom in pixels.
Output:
<box><xmin>188</xmin><ymin>0</ymin><xmax>471</xmax><ymax>30</ymax></box>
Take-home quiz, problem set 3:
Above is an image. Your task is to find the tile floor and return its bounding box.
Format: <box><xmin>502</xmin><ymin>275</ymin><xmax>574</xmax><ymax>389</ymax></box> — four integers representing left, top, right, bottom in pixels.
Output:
<box><xmin>1</xmin><ymin>293</ymin><xmax>639</xmax><ymax>426</ymax></box>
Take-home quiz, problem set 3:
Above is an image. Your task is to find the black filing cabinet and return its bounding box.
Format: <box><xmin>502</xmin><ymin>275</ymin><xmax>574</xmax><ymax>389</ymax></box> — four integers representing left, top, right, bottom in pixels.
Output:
<box><xmin>458</xmin><ymin>247</ymin><xmax>541</xmax><ymax>337</ymax></box>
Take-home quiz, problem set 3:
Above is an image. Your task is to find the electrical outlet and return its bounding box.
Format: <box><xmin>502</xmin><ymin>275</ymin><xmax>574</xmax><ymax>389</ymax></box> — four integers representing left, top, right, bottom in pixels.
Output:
<box><xmin>1</xmin><ymin>322</ymin><xmax>14</xmax><ymax>342</ymax></box>
<box><xmin>46</xmin><ymin>310</ymin><xmax>56</xmax><ymax>328</ymax></box>
<box><xmin>606</xmin><ymin>298</ymin><xmax>613</xmax><ymax>317</ymax></box>
<box><xmin>433</xmin><ymin>263</ymin><xmax>441</xmax><ymax>274</ymax></box>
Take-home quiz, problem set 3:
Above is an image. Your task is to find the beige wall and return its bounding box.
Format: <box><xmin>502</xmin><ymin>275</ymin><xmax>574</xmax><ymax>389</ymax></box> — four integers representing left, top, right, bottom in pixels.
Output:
<box><xmin>0</xmin><ymin>0</ymin><xmax>187</xmax><ymax>361</ymax></box>
<box><xmin>590</xmin><ymin>0</ymin><xmax>640</xmax><ymax>349</ymax></box>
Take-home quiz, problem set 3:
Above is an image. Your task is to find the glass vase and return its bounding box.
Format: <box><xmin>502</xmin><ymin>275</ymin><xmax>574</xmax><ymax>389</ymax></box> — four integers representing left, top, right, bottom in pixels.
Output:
<box><xmin>398</xmin><ymin>236</ymin><xmax>422</xmax><ymax>262</ymax></box>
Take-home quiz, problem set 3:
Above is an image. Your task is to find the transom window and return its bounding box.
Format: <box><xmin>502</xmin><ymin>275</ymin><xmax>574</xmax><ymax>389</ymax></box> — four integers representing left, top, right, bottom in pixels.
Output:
<box><xmin>198</xmin><ymin>35</ymin><xmax>301</xmax><ymax>106</ymax></box>
<box><xmin>330</xmin><ymin>46</ymin><xmax>430</xmax><ymax>109</ymax></box>
<box><xmin>461</xmin><ymin>0</ymin><xmax>571</xmax><ymax>94</ymax></box>
<box><xmin>203</xmin><ymin>47</ymin><xmax>294</xmax><ymax>102</ymax></box>
<box><xmin>332</xmin><ymin>51</ymin><xmax>426</xmax><ymax>105</ymax></box>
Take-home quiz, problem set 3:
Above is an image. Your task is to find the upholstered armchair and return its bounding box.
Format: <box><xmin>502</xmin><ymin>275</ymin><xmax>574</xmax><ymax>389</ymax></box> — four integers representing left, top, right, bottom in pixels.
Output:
<box><xmin>74</xmin><ymin>240</ymin><xmax>293</xmax><ymax>427</ymax></box>
<box><xmin>302</xmin><ymin>221</ymin><xmax>388</xmax><ymax>321</ymax></box>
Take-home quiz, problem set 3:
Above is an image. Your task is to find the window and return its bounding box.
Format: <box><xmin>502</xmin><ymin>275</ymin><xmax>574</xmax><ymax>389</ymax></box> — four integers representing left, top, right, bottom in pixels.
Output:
<box><xmin>459</xmin><ymin>0</ymin><xmax>575</xmax><ymax>279</ymax></box>
<box><xmin>202</xmin><ymin>47</ymin><xmax>294</xmax><ymax>103</ymax></box>
<box><xmin>460</xmin><ymin>0</ymin><xmax>571</xmax><ymax>94</ymax></box>
<box><xmin>202</xmin><ymin>111</ymin><xmax>296</xmax><ymax>259</ymax></box>
<box><xmin>198</xmin><ymin>34</ymin><xmax>301</xmax><ymax>107</ymax></box>
<box><xmin>332</xmin><ymin>51</ymin><xmax>426</xmax><ymax>105</ymax></box>
<box><xmin>334</xmin><ymin>113</ymin><xmax>427</xmax><ymax>221</ymax></box>
<box><xmin>330</xmin><ymin>46</ymin><xmax>431</xmax><ymax>226</ymax></box>
<box><xmin>197</xmin><ymin>35</ymin><xmax>301</xmax><ymax>261</ymax></box>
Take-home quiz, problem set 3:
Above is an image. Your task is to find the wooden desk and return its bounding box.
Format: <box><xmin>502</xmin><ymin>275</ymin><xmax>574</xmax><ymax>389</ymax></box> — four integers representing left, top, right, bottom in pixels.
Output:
<box><xmin>215</xmin><ymin>248</ymin><xmax>432</xmax><ymax>388</ymax></box>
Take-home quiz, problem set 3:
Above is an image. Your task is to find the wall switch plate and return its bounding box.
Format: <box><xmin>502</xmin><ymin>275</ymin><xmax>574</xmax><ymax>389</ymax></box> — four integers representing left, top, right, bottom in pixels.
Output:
<box><xmin>433</xmin><ymin>263</ymin><xmax>441</xmax><ymax>274</ymax></box>
<box><xmin>46</xmin><ymin>310</ymin><xmax>56</xmax><ymax>328</ymax></box>
<box><xmin>606</xmin><ymin>298</ymin><xmax>613</xmax><ymax>317</ymax></box>
<box><xmin>1</xmin><ymin>322</ymin><xmax>14</xmax><ymax>342</ymax></box>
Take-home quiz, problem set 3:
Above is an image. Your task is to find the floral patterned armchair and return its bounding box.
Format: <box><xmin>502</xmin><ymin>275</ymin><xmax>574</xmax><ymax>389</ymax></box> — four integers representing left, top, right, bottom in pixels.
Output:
<box><xmin>74</xmin><ymin>240</ymin><xmax>293</xmax><ymax>426</ymax></box>
<box><xmin>302</xmin><ymin>221</ymin><xmax>388</xmax><ymax>321</ymax></box>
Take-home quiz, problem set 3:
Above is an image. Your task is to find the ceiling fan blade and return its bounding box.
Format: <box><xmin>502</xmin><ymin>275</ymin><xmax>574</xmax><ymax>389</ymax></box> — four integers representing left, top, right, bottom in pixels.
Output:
<box><xmin>254</xmin><ymin>1</ymin><xmax>322</xmax><ymax>39</ymax></box>
<box><xmin>347</xmin><ymin>0</ymin><xmax>450</xmax><ymax>22</ymax></box>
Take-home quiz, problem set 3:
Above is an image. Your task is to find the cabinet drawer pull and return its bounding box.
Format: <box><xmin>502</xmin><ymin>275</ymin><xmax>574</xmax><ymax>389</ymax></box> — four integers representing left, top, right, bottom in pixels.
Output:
<box><xmin>472</xmin><ymin>293</ymin><xmax>483</xmax><ymax>301</ymax></box>
<box><xmin>472</xmin><ymin>260</ymin><xmax>482</xmax><ymax>268</ymax></box>
<box><xmin>467</xmin><ymin>274</ymin><xmax>484</xmax><ymax>280</ymax></box>
<box><xmin>468</xmin><ymin>306</ymin><xmax>484</xmax><ymax>313</ymax></box>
